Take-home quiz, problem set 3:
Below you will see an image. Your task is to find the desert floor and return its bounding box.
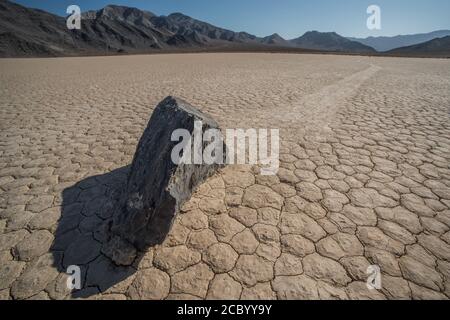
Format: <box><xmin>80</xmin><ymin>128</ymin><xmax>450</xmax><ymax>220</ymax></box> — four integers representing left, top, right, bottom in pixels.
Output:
<box><xmin>0</xmin><ymin>53</ymin><xmax>449</xmax><ymax>300</ymax></box>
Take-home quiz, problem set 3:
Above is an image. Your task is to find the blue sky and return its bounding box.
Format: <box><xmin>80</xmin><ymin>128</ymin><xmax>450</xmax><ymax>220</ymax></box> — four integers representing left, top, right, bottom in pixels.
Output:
<box><xmin>11</xmin><ymin>0</ymin><xmax>450</xmax><ymax>39</ymax></box>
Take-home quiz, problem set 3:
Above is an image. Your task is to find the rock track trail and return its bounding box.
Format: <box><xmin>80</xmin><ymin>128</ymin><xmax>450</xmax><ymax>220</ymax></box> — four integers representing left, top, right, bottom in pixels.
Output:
<box><xmin>0</xmin><ymin>53</ymin><xmax>449</xmax><ymax>300</ymax></box>
<box><xmin>276</xmin><ymin>63</ymin><xmax>382</xmax><ymax>136</ymax></box>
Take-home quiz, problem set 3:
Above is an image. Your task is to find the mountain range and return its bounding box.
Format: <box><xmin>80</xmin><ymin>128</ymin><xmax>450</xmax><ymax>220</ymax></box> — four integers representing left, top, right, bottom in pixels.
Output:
<box><xmin>0</xmin><ymin>0</ymin><xmax>449</xmax><ymax>58</ymax></box>
<box><xmin>349</xmin><ymin>30</ymin><xmax>450</xmax><ymax>52</ymax></box>
<box><xmin>291</xmin><ymin>31</ymin><xmax>375</xmax><ymax>53</ymax></box>
<box><xmin>387</xmin><ymin>36</ymin><xmax>450</xmax><ymax>57</ymax></box>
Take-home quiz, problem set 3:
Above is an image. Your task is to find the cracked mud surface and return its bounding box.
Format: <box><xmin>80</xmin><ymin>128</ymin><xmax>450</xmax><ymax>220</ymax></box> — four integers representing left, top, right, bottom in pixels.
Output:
<box><xmin>0</xmin><ymin>53</ymin><xmax>449</xmax><ymax>300</ymax></box>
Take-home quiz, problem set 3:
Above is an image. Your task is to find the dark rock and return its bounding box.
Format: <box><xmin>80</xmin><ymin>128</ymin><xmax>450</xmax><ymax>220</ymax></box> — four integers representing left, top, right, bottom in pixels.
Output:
<box><xmin>102</xmin><ymin>235</ymin><xmax>137</xmax><ymax>266</ymax></box>
<box><xmin>103</xmin><ymin>96</ymin><xmax>225</xmax><ymax>265</ymax></box>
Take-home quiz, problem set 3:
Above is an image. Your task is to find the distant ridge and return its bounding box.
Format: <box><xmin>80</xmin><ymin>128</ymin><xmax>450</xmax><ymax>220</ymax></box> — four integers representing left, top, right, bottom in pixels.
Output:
<box><xmin>387</xmin><ymin>36</ymin><xmax>450</xmax><ymax>58</ymax></box>
<box><xmin>349</xmin><ymin>30</ymin><xmax>450</xmax><ymax>52</ymax></box>
<box><xmin>290</xmin><ymin>31</ymin><xmax>376</xmax><ymax>53</ymax></box>
<box><xmin>261</xmin><ymin>33</ymin><xmax>293</xmax><ymax>47</ymax></box>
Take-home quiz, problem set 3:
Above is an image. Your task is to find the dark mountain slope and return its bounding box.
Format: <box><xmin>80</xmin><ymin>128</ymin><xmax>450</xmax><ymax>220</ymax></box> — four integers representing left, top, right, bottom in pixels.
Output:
<box><xmin>387</xmin><ymin>36</ymin><xmax>450</xmax><ymax>57</ymax></box>
<box><xmin>153</xmin><ymin>12</ymin><xmax>259</xmax><ymax>44</ymax></box>
<box><xmin>0</xmin><ymin>0</ymin><xmax>78</xmax><ymax>56</ymax></box>
<box><xmin>349</xmin><ymin>30</ymin><xmax>450</xmax><ymax>52</ymax></box>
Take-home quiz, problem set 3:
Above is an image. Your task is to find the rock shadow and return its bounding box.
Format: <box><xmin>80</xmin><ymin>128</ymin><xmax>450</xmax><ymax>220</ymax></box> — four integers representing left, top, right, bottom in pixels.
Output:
<box><xmin>51</xmin><ymin>166</ymin><xmax>163</xmax><ymax>299</ymax></box>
